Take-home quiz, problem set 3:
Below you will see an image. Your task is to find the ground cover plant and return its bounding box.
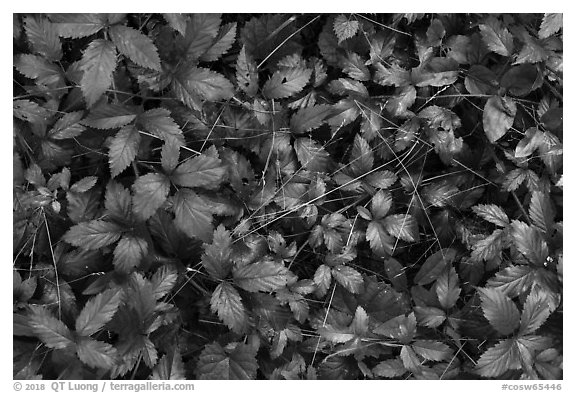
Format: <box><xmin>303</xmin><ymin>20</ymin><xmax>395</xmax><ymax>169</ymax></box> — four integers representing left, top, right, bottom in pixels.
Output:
<box><xmin>13</xmin><ymin>13</ymin><xmax>563</xmax><ymax>380</ymax></box>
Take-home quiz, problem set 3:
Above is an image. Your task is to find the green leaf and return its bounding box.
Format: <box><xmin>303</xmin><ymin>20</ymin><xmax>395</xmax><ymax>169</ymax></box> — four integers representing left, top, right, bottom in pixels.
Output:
<box><xmin>173</xmin><ymin>189</ymin><xmax>214</xmax><ymax>242</ymax></box>
<box><xmin>200</xmin><ymin>22</ymin><xmax>237</xmax><ymax>62</ymax></box>
<box><xmin>173</xmin><ymin>66</ymin><xmax>234</xmax><ymax>110</ymax></box>
<box><xmin>196</xmin><ymin>342</ymin><xmax>258</xmax><ymax>379</ymax></box>
<box><xmin>290</xmin><ymin>105</ymin><xmax>333</xmax><ymax>134</ymax></box>
<box><xmin>201</xmin><ymin>224</ymin><xmax>233</xmax><ymax>280</ymax></box>
<box><xmin>472</xmin><ymin>204</ymin><xmax>510</xmax><ymax>227</ymax></box>
<box><xmin>414</xmin><ymin>248</ymin><xmax>457</xmax><ymax>285</ymax></box>
<box><xmin>475</xmin><ymin>339</ymin><xmax>521</xmax><ymax>377</ymax></box>
<box><xmin>235</xmin><ymin>46</ymin><xmax>259</xmax><ymax>97</ymax></box>
<box><xmin>479</xmin><ymin>17</ymin><xmax>514</xmax><ymax>57</ymax></box>
<box><xmin>48</xmin><ymin>111</ymin><xmax>86</xmax><ymax>139</ymax></box>
<box><xmin>383</xmin><ymin>214</ymin><xmax>419</xmax><ymax>242</ymax></box>
<box><xmin>113</xmin><ymin>235</ymin><xmax>148</xmax><ymax>272</ymax></box>
<box><xmin>75</xmin><ymin>288</ymin><xmax>122</xmax><ymax>336</ymax></box>
<box><xmin>49</xmin><ymin>13</ymin><xmax>105</xmax><ymax>38</ymax></box>
<box><xmin>63</xmin><ymin>220</ymin><xmax>123</xmax><ymax>250</ymax></box>
<box><xmin>108</xmin><ymin>125</ymin><xmax>141</xmax><ymax>178</ymax></box>
<box><xmin>331</xmin><ymin>265</ymin><xmax>363</xmax><ymax>294</ymax></box>
<box><xmin>211</xmin><ymin>282</ymin><xmax>249</xmax><ymax>334</ymax></box>
<box><xmin>109</xmin><ymin>25</ymin><xmax>161</xmax><ymax>71</ymax></box>
<box><xmin>151</xmin><ymin>265</ymin><xmax>179</xmax><ymax>300</ymax></box>
<box><xmin>80</xmin><ymin>39</ymin><xmax>117</xmax><ymax>107</ymax></box>
<box><xmin>294</xmin><ymin>138</ymin><xmax>331</xmax><ymax>173</ymax></box>
<box><xmin>350</xmin><ymin>134</ymin><xmax>373</xmax><ymax>174</ymax></box>
<box><xmin>76</xmin><ymin>336</ymin><xmax>117</xmax><ymax>370</ymax></box>
<box><xmin>262</xmin><ymin>68</ymin><xmax>312</xmax><ymax>99</ymax></box>
<box><xmin>510</xmin><ymin>220</ymin><xmax>549</xmax><ymax>266</ymax></box>
<box><xmin>132</xmin><ymin>173</ymin><xmax>170</xmax><ymax>221</ymax></box>
<box><xmin>412</xmin><ymin>340</ymin><xmax>452</xmax><ymax>361</ymax></box>
<box><xmin>529</xmin><ymin>191</ymin><xmax>554</xmax><ymax>235</ymax></box>
<box><xmin>27</xmin><ymin>306</ymin><xmax>74</xmax><ymax>349</ymax></box>
<box><xmin>539</xmin><ymin>13</ymin><xmax>563</xmax><ymax>39</ymax></box>
<box><xmin>152</xmin><ymin>346</ymin><xmax>186</xmax><ymax>380</ymax></box>
<box><xmin>171</xmin><ymin>152</ymin><xmax>226</xmax><ymax>189</ymax></box>
<box><xmin>483</xmin><ymin>96</ymin><xmax>517</xmax><ymax>143</ymax></box>
<box><xmin>486</xmin><ymin>265</ymin><xmax>535</xmax><ymax>298</ymax></box>
<box><xmin>233</xmin><ymin>261</ymin><xmax>290</xmax><ymax>292</ymax></box>
<box><xmin>435</xmin><ymin>266</ymin><xmax>460</xmax><ymax>309</ymax></box>
<box><xmin>478</xmin><ymin>287</ymin><xmax>520</xmax><ymax>335</ymax></box>
<box><xmin>23</xmin><ymin>15</ymin><xmax>62</xmax><ymax>61</ymax></box>
<box><xmin>333</xmin><ymin>14</ymin><xmax>359</xmax><ymax>43</ymax></box>
<box><xmin>366</xmin><ymin>221</ymin><xmax>394</xmax><ymax>257</ymax></box>
<box><xmin>519</xmin><ymin>288</ymin><xmax>553</xmax><ymax>336</ymax></box>
<box><xmin>83</xmin><ymin>103</ymin><xmax>137</xmax><ymax>129</ymax></box>
<box><xmin>137</xmin><ymin>108</ymin><xmax>184</xmax><ymax>145</ymax></box>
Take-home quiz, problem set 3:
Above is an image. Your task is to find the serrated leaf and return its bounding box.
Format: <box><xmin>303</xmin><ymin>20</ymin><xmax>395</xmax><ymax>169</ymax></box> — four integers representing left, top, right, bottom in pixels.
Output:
<box><xmin>478</xmin><ymin>287</ymin><xmax>520</xmax><ymax>335</ymax></box>
<box><xmin>435</xmin><ymin>267</ymin><xmax>460</xmax><ymax>309</ymax></box>
<box><xmin>233</xmin><ymin>261</ymin><xmax>290</xmax><ymax>292</ymax></box>
<box><xmin>63</xmin><ymin>220</ymin><xmax>123</xmax><ymax>250</ymax></box>
<box><xmin>27</xmin><ymin>306</ymin><xmax>74</xmax><ymax>349</ymax></box>
<box><xmin>486</xmin><ymin>265</ymin><xmax>534</xmax><ymax>297</ymax></box>
<box><xmin>510</xmin><ymin>220</ymin><xmax>549</xmax><ymax>266</ymax></box>
<box><xmin>23</xmin><ymin>15</ymin><xmax>62</xmax><ymax>61</ymax></box>
<box><xmin>472</xmin><ymin>204</ymin><xmax>510</xmax><ymax>227</ymax></box>
<box><xmin>235</xmin><ymin>46</ymin><xmax>259</xmax><ymax>96</ymax></box>
<box><xmin>262</xmin><ymin>68</ymin><xmax>312</xmax><ymax>99</ymax></box>
<box><xmin>372</xmin><ymin>358</ymin><xmax>406</xmax><ymax>378</ymax></box>
<box><xmin>183</xmin><ymin>14</ymin><xmax>221</xmax><ymax>60</ymax></box>
<box><xmin>374</xmin><ymin>63</ymin><xmax>411</xmax><ymax>87</ymax></box>
<box><xmin>529</xmin><ymin>191</ymin><xmax>554</xmax><ymax>235</ymax></box>
<box><xmin>502</xmin><ymin>168</ymin><xmax>528</xmax><ymax>192</ymax></box>
<box><xmin>313</xmin><ymin>264</ymin><xmax>332</xmax><ymax>296</ymax></box>
<box><xmin>365</xmin><ymin>170</ymin><xmax>397</xmax><ymax>190</ymax></box>
<box><xmin>366</xmin><ymin>221</ymin><xmax>394</xmax><ymax>257</ymax></box>
<box><xmin>341</xmin><ymin>52</ymin><xmax>370</xmax><ymax>81</ymax></box>
<box><xmin>137</xmin><ymin>108</ymin><xmax>184</xmax><ymax>145</ymax></box>
<box><xmin>515</xmin><ymin>127</ymin><xmax>545</xmax><ymax>158</ymax></box>
<box><xmin>475</xmin><ymin>339</ymin><xmax>521</xmax><ymax>377</ymax></box>
<box><xmin>370</xmin><ymin>190</ymin><xmax>392</xmax><ymax>220</ymax></box>
<box><xmin>109</xmin><ymin>25</ymin><xmax>161</xmax><ymax>71</ymax></box>
<box><xmin>211</xmin><ymin>282</ymin><xmax>249</xmax><ymax>334</ymax></box>
<box><xmin>49</xmin><ymin>13</ymin><xmax>105</xmax><ymax>38</ymax></box>
<box><xmin>80</xmin><ymin>39</ymin><xmax>117</xmax><ymax>107</ymax></box>
<box><xmin>539</xmin><ymin>13</ymin><xmax>562</xmax><ymax>39</ymax></box>
<box><xmin>318</xmin><ymin>325</ymin><xmax>355</xmax><ymax>344</ymax></box>
<box><xmin>331</xmin><ymin>265</ymin><xmax>363</xmax><ymax>294</ymax></box>
<box><xmin>75</xmin><ymin>288</ymin><xmax>122</xmax><ymax>336</ymax></box>
<box><xmin>350</xmin><ymin>134</ymin><xmax>373</xmax><ymax>174</ymax></box>
<box><xmin>386</xmin><ymin>85</ymin><xmax>417</xmax><ymax>117</ymax></box>
<box><xmin>290</xmin><ymin>105</ymin><xmax>333</xmax><ymax>134</ymax></box>
<box><xmin>76</xmin><ymin>337</ymin><xmax>117</xmax><ymax>370</ymax></box>
<box><xmin>412</xmin><ymin>340</ymin><xmax>452</xmax><ymax>361</ymax></box>
<box><xmin>294</xmin><ymin>138</ymin><xmax>331</xmax><ymax>173</ymax></box>
<box><xmin>479</xmin><ymin>17</ymin><xmax>514</xmax><ymax>57</ymax></box>
<box><xmin>14</xmin><ymin>54</ymin><xmax>62</xmax><ymax>84</ymax></box>
<box><xmin>514</xmin><ymin>37</ymin><xmax>548</xmax><ymax>65</ymax></box>
<box><xmin>519</xmin><ymin>288</ymin><xmax>553</xmax><ymax>336</ymax></box>
<box><xmin>152</xmin><ymin>346</ymin><xmax>186</xmax><ymax>380</ymax></box>
<box><xmin>400</xmin><ymin>345</ymin><xmax>421</xmax><ymax>372</ymax></box>
<box><xmin>13</xmin><ymin>99</ymin><xmax>52</xmax><ymax>124</ymax></box>
<box><xmin>196</xmin><ymin>342</ymin><xmax>258</xmax><ymax>379</ymax></box>
<box><xmin>414</xmin><ymin>248</ymin><xmax>457</xmax><ymax>285</ymax></box>
<box><xmin>162</xmin><ymin>13</ymin><xmax>187</xmax><ymax>35</ymax></box>
<box><xmin>132</xmin><ymin>173</ymin><xmax>170</xmax><ymax>221</ymax></box>
<box><xmin>173</xmin><ymin>66</ymin><xmax>234</xmax><ymax>110</ymax></box>
<box><xmin>383</xmin><ymin>214</ymin><xmax>419</xmax><ymax>242</ymax></box>
<box><xmin>426</xmin><ymin>19</ymin><xmax>446</xmax><ymax>47</ymax></box>
<box><xmin>113</xmin><ymin>235</ymin><xmax>148</xmax><ymax>272</ymax></box>
<box><xmin>150</xmin><ymin>265</ymin><xmax>178</xmax><ymax>300</ymax></box>
<box><xmin>160</xmin><ymin>139</ymin><xmax>180</xmax><ymax>173</ymax></box>
<box><xmin>70</xmin><ymin>176</ymin><xmax>98</xmax><ymax>193</ymax></box>
<box><xmin>105</xmin><ymin>181</ymin><xmax>132</xmax><ymax>221</ymax></box>
<box><xmin>414</xmin><ymin>306</ymin><xmax>446</xmax><ymax>328</ymax></box>
<box><xmin>48</xmin><ymin>111</ymin><xmax>85</xmax><ymax>139</ymax></box>
<box><xmin>201</xmin><ymin>224</ymin><xmax>233</xmax><ymax>280</ymax></box>
<box><xmin>333</xmin><ymin>14</ymin><xmax>359</xmax><ymax>43</ymax></box>
<box><xmin>483</xmin><ymin>95</ymin><xmax>517</xmax><ymax>143</ymax></box>
<box><xmin>173</xmin><ymin>189</ymin><xmax>214</xmax><ymax>242</ymax></box>
<box><xmin>83</xmin><ymin>103</ymin><xmax>137</xmax><ymax>129</ymax></box>
<box><xmin>171</xmin><ymin>153</ymin><xmax>226</xmax><ymax>189</ymax></box>
<box><xmin>200</xmin><ymin>22</ymin><xmax>237</xmax><ymax>62</ymax></box>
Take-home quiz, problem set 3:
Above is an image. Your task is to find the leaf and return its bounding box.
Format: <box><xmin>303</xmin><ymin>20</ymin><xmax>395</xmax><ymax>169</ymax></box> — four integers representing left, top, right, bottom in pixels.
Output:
<box><xmin>211</xmin><ymin>282</ymin><xmax>249</xmax><ymax>334</ymax></box>
<box><xmin>366</xmin><ymin>221</ymin><xmax>394</xmax><ymax>257</ymax></box>
<box><xmin>196</xmin><ymin>342</ymin><xmax>258</xmax><ymax>379</ymax></box>
<box><xmin>80</xmin><ymin>39</ymin><xmax>117</xmax><ymax>107</ymax></box>
<box><xmin>48</xmin><ymin>111</ymin><xmax>86</xmax><ymax>139</ymax></box>
<box><xmin>162</xmin><ymin>13</ymin><xmax>187</xmax><ymax>35</ymax></box>
<box><xmin>372</xmin><ymin>358</ymin><xmax>406</xmax><ymax>378</ymax></box>
<box><xmin>70</xmin><ymin>176</ymin><xmax>98</xmax><ymax>193</ymax></box>
<box><xmin>479</xmin><ymin>17</ymin><xmax>514</xmax><ymax>56</ymax></box>
<box><xmin>371</xmin><ymin>189</ymin><xmax>392</xmax><ymax>219</ymax></box>
<box><xmin>412</xmin><ymin>340</ymin><xmax>452</xmax><ymax>361</ymax></box>
<box><xmin>151</xmin><ymin>265</ymin><xmax>179</xmax><ymax>300</ymax></box>
<box><xmin>510</xmin><ymin>220</ymin><xmax>549</xmax><ymax>266</ymax></box>
<box><xmin>171</xmin><ymin>153</ymin><xmax>226</xmax><ymax>189</ymax></box>
<box><xmin>400</xmin><ymin>345</ymin><xmax>421</xmax><ymax>372</ymax></box>
<box><xmin>341</xmin><ymin>52</ymin><xmax>370</xmax><ymax>81</ymax></box>
<box><xmin>13</xmin><ymin>99</ymin><xmax>51</xmax><ymax>124</ymax></box>
<box><xmin>290</xmin><ymin>105</ymin><xmax>333</xmax><ymax>134</ymax></box>
<box><xmin>486</xmin><ymin>265</ymin><xmax>535</xmax><ymax>298</ymax></box>
<box><xmin>294</xmin><ymin>138</ymin><xmax>331</xmax><ymax>173</ymax></box>
<box><xmin>182</xmin><ymin>14</ymin><xmax>221</xmax><ymax>60</ymax></box>
<box><xmin>472</xmin><ymin>204</ymin><xmax>510</xmax><ymax>227</ymax></box>
<box><xmin>109</xmin><ymin>25</ymin><xmax>161</xmax><ymax>71</ymax></box>
<box><xmin>113</xmin><ymin>235</ymin><xmax>148</xmax><ymax>272</ymax></box>
<box><xmin>465</xmin><ymin>65</ymin><xmax>498</xmax><ymax>95</ymax></box>
<box><xmin>152</xmin><ymin>346</ymin><xmax>186</xmax><ymax>380</ymax></box>
<box><xmin>331</xmin><ymin>265</ymin><xmax>363</xmax><ymax>294</ymax></box>
<box><xmin>173</xmin><ymin>66</ymin><xmax>234</xmax><ymax>110</ymax></box>
<box><xmin>502</xmin><ymin>168</ymin><xmax>528</xmax><ymax>191</ymax></box>
<box><xmin>333</xmin><ymin>14</ymin><xmax>359</xmax><ymax>43</ymax></box>
<box><xmin>235</xmin><ymin>46</ymin><xmax>259</xmax><ymax>97</ymax></box>
<box><xmin>435</xmin><ymin>266</ymin><xmax>461</xmax><ymax>309</ymax></box>
<box><xmin>108</xmin><ymin>126</ymin><xmax>141</xmax><ymax>178</ymax></box>
<box><xmin>137</xmin><ymin>108</ymin><xmax>184</xmax><ymax>145</ymax></box>
<box><xmin>519</xmin><ymin>288</ymin><xmax>553</xmax><ymax>336</ymax></box>
<box><xmin>14</xmin><ymin>54</ymin><xmax>62</xmax><ymax>85</ymax></box>
<box><xmin>132</xmin><ymin>173</ymin><xmax>170</xmax><ymax>221</ymax></box>
<box><xmin>313</xmin><ymin>264</ymin><xmax>332</xmax><ymax>296</ymax></box>
<box><xmin>383</xmin><ymin>214</ymin><xmax>419</xmax><ymax>242</ymax></box>
<box><xmin>483</xmin><ymin>96</ymin><xmax>517</xmax><ymax>143</ymax></box>
<box><xmin>76</xmin><ymin>337</ymin><xmax>117</xmax><ymax>370</ymax></box>
<box><xmin>27</xmin><ymin>306</ymin><xmax>74</xmax><ymax>349</ymax></box>
<box><xmin>83</xmin><ymin>103</ymin><xmax>137</xmax><ymax>129</ymax></box>
<box><xmin>105</xmin><ymin>181</ymin><xmax>132</xmax><ymax>221</ymax></box>
<box><xmin>75</xmin><ymin>288</ymin><xmax>122</xmax><ymax>336</ymax></box>
<box><xmin>539</xmin><ymin>13</ymin><xmax>562</xmax><ymax>39</ymax></box>
<box><xmin>414</xmin><ymin>248</ymin><xmax>457</xmax><ymax>285</ymax></box>
<box><xmin>173</xmin><ymin>189</ymin><xmax>214</xmax><ymax>242</ymax></box>
<box><xmin>365</xmin><ymin>170</ymin><xmax>397</xmax><ymax>190</ymax></box>
<box><xmin>262</xmin><ymin>68</ymin><xmax>312</xmax><ymax>99</ymax></box>
<box><xmin>386</xmin><ymin>85</ymin><xmax>417</xmax><ymax>117</ymax></box>
<box><xmin>514</xmin><ymin>37</ymin><xmax>548</xmax><ymax>65</ymax></box>
<box><xmin>63</xmin><ymin>220</ymin><xmax>123</xmax><ymax>250</ymax></box>
<box><xmin>200</xmin><ymin>22</ymin><xmax>237</xmax><ymax>62</ymax></box>
<box><xmin>373</xmin><ymin>63</ymin><xmax>412</xmax><ymax>87</ymax></box>
<box><xmin>414</xmin><ymin>306</ymin><xmax>446</xmax><ymax>328</ymax></box>
<box><xmin>478</xmin><ymin>287</ymin><xmax>520</xmax><ymax>335</ymax></box>
<box><xmin>350</xmin><ymin>134</ymin><xmax>373</xmax><ymax>174</ymax></box>
<box><xmin>515</xmin><ymin>127</ymin><xmax>545</xmax><ymax>158</ymax></box>
<box><xmin>201</xmin><ymin>224</ymin><xmax>233</xmax><ymax>280</ymax></box>
<box><xmin>426</xmin><ymin>19</ymin><xmax>446</xmax><ymax>47</ymax></box>
<box><xmin>233</xmin><ymin>261</ymin><xmax>290</xmax><ymax>292</ymax></box>
<box><xmin>23</xmin><ymin>15</ymin><xmax>62</xmax><ymax>61</ymax></box>
<box><xmin>475</xmin><ymin>339</ymin><xmax>521</xmax><ymax>377</ymax></box>
<box><xmin>49</xmin><ymin>13</ymin><xmax>105</xmax><ymax>38</ymax></box>
<box><xmin>529</xmin><ymin>191</ymin><xmax>554</xmax><ymax>235</ymax></box>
